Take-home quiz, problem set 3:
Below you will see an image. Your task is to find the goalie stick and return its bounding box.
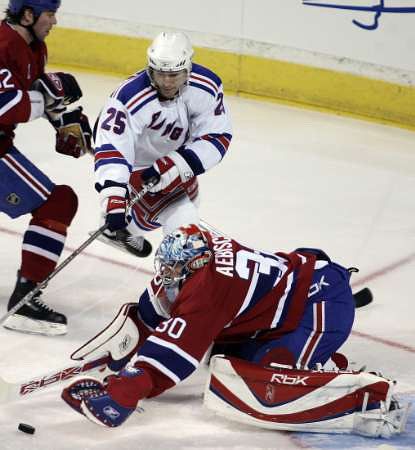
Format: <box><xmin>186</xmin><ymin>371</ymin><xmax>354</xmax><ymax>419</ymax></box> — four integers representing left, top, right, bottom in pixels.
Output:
<box><xmin>0</xmin><ymin>182</ymin><xmax>154</xmax><ymax>327</ymax></box>
<box><xmin>0</xmin><ymin>354</ymin><xmax>110</xmax><ymax>404</ymax></box>
<box><xmin>199</xmin><ymin>220</ymin><xmax>373</xmax><ymax>309</ymax></box>
<box><xmin>352</xmin><ymin>287</ymin><xmax>373</xmax><ymax>308</ymax></box>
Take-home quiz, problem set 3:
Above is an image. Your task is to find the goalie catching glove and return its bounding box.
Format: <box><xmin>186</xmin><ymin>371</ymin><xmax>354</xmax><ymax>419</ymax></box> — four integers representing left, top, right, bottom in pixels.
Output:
<box><xmin>50</xmin><ymin>107</ymin><xmax>93</xmax><ymax>158</ymax></box>
<box><xmin>62</xmin><ymin>364</ymin><xmax>153</xmax><ymax>427</ymax></box>
<box><xmin>33</xmin><ymin>72</ymin><xmax>82</xmax><ymax>116</ymax></box>
<box><xmin>62</xmin><ymin>303</ymin><xmax>153</xmax><ymax>427</ymax></box>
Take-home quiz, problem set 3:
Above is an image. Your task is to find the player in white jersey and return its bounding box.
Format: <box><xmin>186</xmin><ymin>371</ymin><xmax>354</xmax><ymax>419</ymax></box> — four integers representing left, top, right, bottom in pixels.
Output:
<box><xmin>93</xmin><ymin>32</ymin><xmax>232</xmax><ymax>257</ymax></box>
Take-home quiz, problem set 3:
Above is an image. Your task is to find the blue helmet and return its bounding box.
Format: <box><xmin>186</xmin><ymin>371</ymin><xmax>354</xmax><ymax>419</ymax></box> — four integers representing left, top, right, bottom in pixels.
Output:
<box><xmin>8</xmin><ymin>0</ymin><xmax>61</xmax><ymax>16</ymax></box>
<box><xmin>155</xmin><ymin>224</ymin><xmax>212</xmax><ymax>287</ymax></box>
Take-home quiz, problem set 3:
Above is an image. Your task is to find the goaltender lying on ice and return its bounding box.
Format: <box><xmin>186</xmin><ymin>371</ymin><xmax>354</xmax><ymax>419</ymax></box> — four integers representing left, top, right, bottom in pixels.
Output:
<box><xmin>58</xmin><ymin>224</ymin><xmax>410</xmax><ymax>437</ymax></box>
<box><xmin>59</xmin><ymin>301</ymin><xmax>410</xmax><ymax>438</ymax></box>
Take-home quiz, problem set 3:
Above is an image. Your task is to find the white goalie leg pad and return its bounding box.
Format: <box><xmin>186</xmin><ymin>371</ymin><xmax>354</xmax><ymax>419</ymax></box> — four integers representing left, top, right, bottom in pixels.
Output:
<box><xmin>71</xmin><ymin>303</ymin><xmax>145</xmax><ymax>363</ymax></box>
<box><xmin>204</xmin><ymin>356</ymin><xmax>410</xmax><ymax>438</ymax></box>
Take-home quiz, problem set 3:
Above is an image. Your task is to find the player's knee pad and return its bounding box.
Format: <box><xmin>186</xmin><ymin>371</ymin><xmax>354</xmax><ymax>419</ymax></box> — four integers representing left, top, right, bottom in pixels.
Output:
<box><xmin>32</xmin><ymin>184</ymin><xmax>78</xmax><ymax>228</ymax></box>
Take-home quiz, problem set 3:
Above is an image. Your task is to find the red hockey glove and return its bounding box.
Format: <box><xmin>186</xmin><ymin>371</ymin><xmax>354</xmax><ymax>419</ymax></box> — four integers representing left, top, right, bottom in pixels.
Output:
<box><xmin>33</xmin><ymin>72</ymin><xmax>82</xmax><ymax>115</ymax></box>
<box><xmin>141</xmin><ymin>156</ymin><xmax>181</xmax><ymax>193</ymax></box>
<box><xmin>104</xmin><ymin>196</ymin><xmax>129</xmax><ymax>232</ymax></box>
<box><xmin>100</xmin><ymin>185</ymin><xmax>130</xmax><ymax>232</ymax></box>
<box><xmin>51</xmin><ymin>107</ymin><xmax>92</xmax><ymax>158</ymax></box>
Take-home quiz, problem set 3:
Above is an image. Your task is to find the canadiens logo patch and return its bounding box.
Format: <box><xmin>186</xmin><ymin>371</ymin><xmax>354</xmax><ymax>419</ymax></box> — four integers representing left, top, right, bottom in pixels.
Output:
<box><xmin>6</xmin><ymin>193</ymin><xmax>20</xmax><ymax>205</ymax></box>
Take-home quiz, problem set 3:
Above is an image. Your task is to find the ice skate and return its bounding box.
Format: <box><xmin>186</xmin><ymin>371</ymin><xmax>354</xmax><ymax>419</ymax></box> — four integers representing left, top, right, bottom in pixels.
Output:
<box><xmin>94</xmin><ymin>229</ymin><xmax>152</xmax><ymax>258</ymax></box>
<box><xmin>3</xmin><ymin>274</ymin><xmax>67</xmax><ymax>336</ymax></box>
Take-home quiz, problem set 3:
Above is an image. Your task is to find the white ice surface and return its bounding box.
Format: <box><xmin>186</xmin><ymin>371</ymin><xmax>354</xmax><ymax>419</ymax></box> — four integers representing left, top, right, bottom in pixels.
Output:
<box><xmin>0</xmin><ymin>71</ymin><xmax>414</xmax><ymax>449</ymax></box>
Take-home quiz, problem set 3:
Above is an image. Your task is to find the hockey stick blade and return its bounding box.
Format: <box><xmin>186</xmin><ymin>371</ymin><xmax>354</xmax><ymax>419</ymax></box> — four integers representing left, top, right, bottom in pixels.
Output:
<box><xmin>0</xmin><ymin>354</ymin><xmax>110</xmax><ymax>404</ymax></box>
<box><xmin>353</xmin><ymin>287</ymin><xmax>373</xmax><ymax>308</ymax></box>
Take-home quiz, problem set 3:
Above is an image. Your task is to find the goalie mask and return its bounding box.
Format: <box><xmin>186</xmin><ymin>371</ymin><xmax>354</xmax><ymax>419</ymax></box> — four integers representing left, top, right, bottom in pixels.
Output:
<box><xmin>155</xmin><ymin>224</ymin><xmax>212</xmax><ymax>291</ymax></box>
<box><xmin>147</xmin><ymin>32</ymin><xmax>193</xmax><ymax>99</ymax></box>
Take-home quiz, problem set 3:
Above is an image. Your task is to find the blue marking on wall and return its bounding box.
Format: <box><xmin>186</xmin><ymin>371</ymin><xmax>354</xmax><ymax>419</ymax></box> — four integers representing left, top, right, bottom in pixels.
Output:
<box><xmin>303</xmin><ymin>1</ymin><xmax>415</xmax><ymax>30</ymax></box>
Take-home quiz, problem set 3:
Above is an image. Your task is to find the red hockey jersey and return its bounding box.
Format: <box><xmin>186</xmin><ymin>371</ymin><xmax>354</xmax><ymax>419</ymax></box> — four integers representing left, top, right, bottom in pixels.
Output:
<box><xmin>0</xmin><ymin>20</ymin><xmax>47</xmax><ymax>155</ymax></box>
<box><xmin>135</xmin><ymin>232</ymin><xmax>317</xmax><ymax>397</ymax></box>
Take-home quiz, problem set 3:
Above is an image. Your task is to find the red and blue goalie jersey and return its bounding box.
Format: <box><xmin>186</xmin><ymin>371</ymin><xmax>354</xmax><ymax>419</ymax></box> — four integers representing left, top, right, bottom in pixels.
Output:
<box><xmin>135</xmin><ymin>232</ymin><xmax>318</xmax><ymax>397</ymax></box>
<box><xmin>0</xmin><ymin>20</ymin><xmax>47</xmax><ymax>156</ymax></box>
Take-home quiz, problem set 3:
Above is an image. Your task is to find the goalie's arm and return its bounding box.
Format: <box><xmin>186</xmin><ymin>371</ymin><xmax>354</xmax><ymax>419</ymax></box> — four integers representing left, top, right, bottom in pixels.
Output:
<box><xmin>116</xmin><ymin>278</ymin><xmax>238</xmax><ymax>400</ymax></box>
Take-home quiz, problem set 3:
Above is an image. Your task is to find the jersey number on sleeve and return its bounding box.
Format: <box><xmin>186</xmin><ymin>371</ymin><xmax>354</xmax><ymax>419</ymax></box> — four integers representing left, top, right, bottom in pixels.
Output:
<box><xmin>0</xmin><ymin>69</ymin><xmax>15</xmax><ymax>89</ymax></box>
<box><xmin>214</xmin><ymin>93</ymin><xmax>225</xmax><ymax>116</ymax></box>
<box><xmin>155</xmin><ymin>317</ymin><xmax>187</xmax><ymax>339</ymax></box>
<box><xmin>101</xmin><ymin>107</ymin><xmax>126</xmax><ymax>135</ymax></box>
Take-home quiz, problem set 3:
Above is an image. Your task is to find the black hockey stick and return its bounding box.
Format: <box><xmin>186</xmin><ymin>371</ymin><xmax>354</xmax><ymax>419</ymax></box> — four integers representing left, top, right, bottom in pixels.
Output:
<box><xmin>0</xmin><ymin>224</ymin><xmax>108</xmax><ymax>326</ymax></box>
<box><xmin>353</xmin><ymin>287</ymin><xmax>373</xmax><ymax>308</ymax></box>
<box><xmin>0</xmin><ymin>182</ymin><xmax>153</xmax><ymax>326</ymax></box>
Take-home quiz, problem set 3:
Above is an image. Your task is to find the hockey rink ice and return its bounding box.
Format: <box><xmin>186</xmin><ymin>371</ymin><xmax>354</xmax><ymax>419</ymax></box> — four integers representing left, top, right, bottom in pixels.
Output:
<box><xmin>0</xmin><ymin>70</ymin><xmax>414</xmax><ymax>449</ymax></box>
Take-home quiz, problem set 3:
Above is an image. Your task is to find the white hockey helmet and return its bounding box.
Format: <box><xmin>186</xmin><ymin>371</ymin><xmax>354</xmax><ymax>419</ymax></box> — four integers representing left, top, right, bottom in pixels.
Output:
<box><xmin>147</xmin><ymin>31</ymin><xmax>193</xmax><ymax>74</ymax></box>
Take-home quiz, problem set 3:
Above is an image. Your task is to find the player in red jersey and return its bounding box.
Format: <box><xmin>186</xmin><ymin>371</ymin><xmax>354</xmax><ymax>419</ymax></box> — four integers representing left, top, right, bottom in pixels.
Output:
<box><xmin>62</xmin><ymin>223</ymin><xmax>362</xmax><ymax>428</ymax></box>
<box><xmin>0</xmin><ymin>0</ymin><xmax>92</xmax><ymax>335</ymax></box>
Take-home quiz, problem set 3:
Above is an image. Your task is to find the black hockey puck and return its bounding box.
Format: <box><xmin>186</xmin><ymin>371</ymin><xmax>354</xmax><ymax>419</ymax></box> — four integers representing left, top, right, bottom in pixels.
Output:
<box><xmin>18</xmin><ymin>423</ymin><xmax>35</xmax><ymax>434</ymax></box>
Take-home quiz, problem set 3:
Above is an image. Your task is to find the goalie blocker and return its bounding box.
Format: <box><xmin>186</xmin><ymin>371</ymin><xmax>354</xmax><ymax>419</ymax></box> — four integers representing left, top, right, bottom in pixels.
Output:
<box><xmin>204</xmin><ymin>356</ymin><xmax>410</xmax><ymax>438</ymax></box>
<box><xmin>70</xmin><ymin>303</ymin><xmax>150</xmax><ymax>371</ymax></box>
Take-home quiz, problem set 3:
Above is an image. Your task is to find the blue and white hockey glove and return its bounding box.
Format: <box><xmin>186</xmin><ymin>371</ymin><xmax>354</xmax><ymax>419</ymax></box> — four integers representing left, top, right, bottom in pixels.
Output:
<box><xmin>61</xmin><ymin>365</ymin><xmax>153</xmax><ymax>427</ymax></box>
<box><xmin>61</xmin><ymin>377</ymin><xmax>135</xmax><ymax>428</ymax></box>
<box><xmin>141</xmin><ymin>156</ymin><xmax>182</xmax><ymax>193</ymax></box>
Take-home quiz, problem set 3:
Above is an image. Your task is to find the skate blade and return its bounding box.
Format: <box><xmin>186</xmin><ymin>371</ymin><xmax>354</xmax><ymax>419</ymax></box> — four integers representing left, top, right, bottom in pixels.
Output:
<box><xmin>3</xmin><ymin>314</ymin><xmax>67</xmax><ymax>336</ymax></box>
<box><xmin>88</xmin><ymin>230</ymin><xmax>132</xmax><ymax>256</ymax></box>
<box><xmin>89</xmin><ymin>230</ymin><xmax>152</xmax><ymax>258</ymax></box>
